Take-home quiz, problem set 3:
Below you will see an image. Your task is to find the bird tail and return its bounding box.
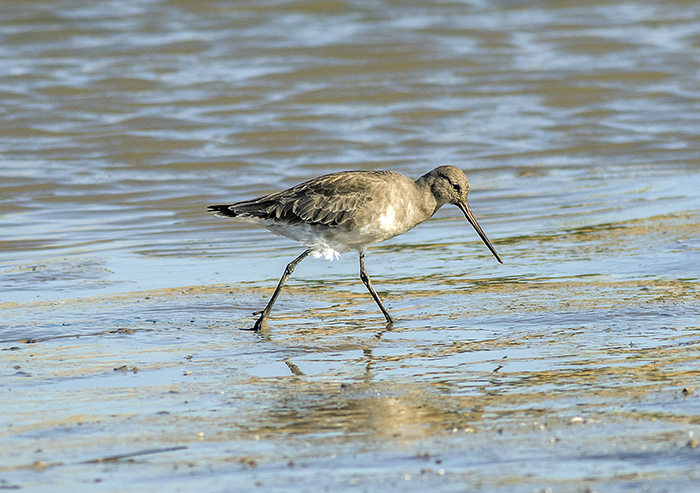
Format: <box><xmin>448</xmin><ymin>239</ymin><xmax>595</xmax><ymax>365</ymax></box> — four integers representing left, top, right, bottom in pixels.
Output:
<box><xmin>207</xmin><ymin>204</ymin><xmax>238</xmax><ymax>218</ymax></box>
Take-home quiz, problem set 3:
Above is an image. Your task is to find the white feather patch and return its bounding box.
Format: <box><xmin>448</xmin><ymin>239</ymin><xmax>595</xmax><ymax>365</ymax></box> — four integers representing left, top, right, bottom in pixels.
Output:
<box><xmin>311</xmin><ymin>247</ymin><xmax>341</xmax><ymax>261</ymax></box>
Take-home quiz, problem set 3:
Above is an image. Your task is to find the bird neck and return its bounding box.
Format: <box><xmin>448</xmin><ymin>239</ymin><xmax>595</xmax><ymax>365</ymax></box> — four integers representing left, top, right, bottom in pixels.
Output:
<box><xmin>414</xmin><ymin>174</ymin><xmax>445</xmax><ymax>217</ymax></box>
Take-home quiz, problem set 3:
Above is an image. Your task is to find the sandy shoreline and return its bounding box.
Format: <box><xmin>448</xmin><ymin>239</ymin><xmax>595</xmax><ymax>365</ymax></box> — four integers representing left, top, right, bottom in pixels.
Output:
<box><xmin>3</xmin><ymin>279</ymin><xmax>700</xmax><ymax>491</ymax></box>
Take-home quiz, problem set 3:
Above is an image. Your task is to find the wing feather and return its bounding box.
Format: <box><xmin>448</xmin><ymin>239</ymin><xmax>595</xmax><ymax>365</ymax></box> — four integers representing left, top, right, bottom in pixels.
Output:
<box><xmin>210</xmin><ymin>171</ymin><xmax>397</xmax><ymax>228</ymax></box>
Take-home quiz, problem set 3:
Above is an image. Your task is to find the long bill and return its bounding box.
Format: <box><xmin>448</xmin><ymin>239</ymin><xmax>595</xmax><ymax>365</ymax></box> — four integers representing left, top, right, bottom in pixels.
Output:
<box><xmin>458</xmin><ymin>201</ymin><xmax>503</xmax><ymax>264</ymax></box>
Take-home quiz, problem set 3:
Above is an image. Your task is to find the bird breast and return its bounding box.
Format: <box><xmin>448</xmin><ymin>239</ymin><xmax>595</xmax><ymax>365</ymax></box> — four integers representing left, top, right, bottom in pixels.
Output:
<box><xmin>358</xmin><ymin>195</ymin><xmax>429</xmax><ymax>242</ymax></box>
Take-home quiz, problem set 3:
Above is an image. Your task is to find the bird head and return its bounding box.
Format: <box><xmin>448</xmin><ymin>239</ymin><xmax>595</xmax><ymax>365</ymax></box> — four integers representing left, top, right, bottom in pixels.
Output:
<box><xmin>426</xmin><ymin>166</ymin><xmax>503</xmax><ymax>264</ymax></box>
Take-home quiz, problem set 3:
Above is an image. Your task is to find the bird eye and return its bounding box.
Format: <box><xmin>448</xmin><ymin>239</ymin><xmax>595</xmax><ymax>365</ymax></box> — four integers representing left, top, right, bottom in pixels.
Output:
<box><xmin>452</xmin><ymin>182</ymin><xmax>462</xmax><ymax>192</ymax></box>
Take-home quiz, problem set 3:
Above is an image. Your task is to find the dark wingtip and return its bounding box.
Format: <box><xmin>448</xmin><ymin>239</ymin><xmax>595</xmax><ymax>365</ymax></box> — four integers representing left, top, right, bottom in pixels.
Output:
<box><xmin>207</xmin><ymin>204</ymin><xmax>236</xmax><ymax>217</ymax></box>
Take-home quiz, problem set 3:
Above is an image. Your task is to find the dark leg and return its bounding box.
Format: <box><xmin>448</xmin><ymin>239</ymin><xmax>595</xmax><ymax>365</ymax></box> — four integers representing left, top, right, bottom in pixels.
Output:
<box><xmin>252</xmin><ymin>249</ymin><xmax>311</xmax><ymax>331</ymax></box>
<box><xmin>359</xmin><ymin>252</ymin><xmax>394</xmax><ymax>324</ymax></box>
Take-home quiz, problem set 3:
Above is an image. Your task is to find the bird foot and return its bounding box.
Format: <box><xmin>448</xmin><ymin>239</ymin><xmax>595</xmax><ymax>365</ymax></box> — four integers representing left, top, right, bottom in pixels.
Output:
<box><xmin>251</xmin><ymin>315</ymin><xmax>270</xmax><ymax>333</ymax></box>
<box><xmin>238</xmin><ymin>312</ymin><xmax>269</xmax><ymax>332</ymax></box>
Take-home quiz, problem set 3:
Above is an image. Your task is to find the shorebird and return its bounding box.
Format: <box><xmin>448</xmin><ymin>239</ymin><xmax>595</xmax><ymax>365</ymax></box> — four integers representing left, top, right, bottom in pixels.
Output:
<box><xmin>208</xmin><ymin>166</ymin><xmax>503</xmax><ymax>331</ymax></box>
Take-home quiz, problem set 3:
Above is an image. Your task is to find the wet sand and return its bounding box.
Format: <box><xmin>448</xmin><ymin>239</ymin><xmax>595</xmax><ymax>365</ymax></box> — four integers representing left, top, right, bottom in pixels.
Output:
<box><xmin>3</xmin><ymin>212</ymin><xmax>700</xmax><ymax>492</ymax></box>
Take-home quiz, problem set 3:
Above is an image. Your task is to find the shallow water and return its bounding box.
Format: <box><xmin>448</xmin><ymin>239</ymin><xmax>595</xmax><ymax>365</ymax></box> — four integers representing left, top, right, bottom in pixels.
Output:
<box><xmin>2</xmin><ymin>0</ymin><xmax>700</xmax><ymax>491</ymax></box>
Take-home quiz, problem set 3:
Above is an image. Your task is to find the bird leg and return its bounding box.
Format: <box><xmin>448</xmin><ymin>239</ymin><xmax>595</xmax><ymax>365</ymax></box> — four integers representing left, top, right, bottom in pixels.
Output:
<box><xmin>251</xmin><ymin>249</ymin><xmax>311</xmax><ymax>331</ymax></box>
<box><xmin>359</xmin><ymin>253</ymin><xmax>394</xmax><ymax>325</ymax></box>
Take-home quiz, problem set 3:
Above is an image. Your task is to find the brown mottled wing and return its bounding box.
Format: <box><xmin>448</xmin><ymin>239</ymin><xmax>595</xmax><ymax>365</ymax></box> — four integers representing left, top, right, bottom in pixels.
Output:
<box><xmin>210</xmin><ymin>171</ymin><xmax>393</xmax><ymax>228</ymax></box>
